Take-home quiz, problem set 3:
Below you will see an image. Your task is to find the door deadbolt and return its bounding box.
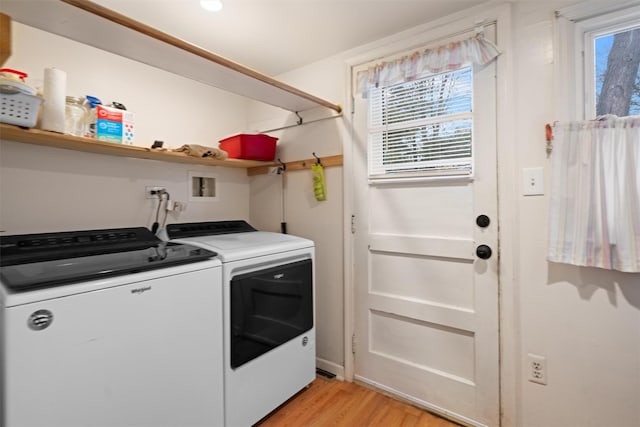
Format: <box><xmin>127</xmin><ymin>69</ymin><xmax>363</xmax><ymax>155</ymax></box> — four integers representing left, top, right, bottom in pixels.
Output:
<box><xmin>476</xmin><ymin>214</ymin><xmax>491</xmax><ymax>228</ymax></box>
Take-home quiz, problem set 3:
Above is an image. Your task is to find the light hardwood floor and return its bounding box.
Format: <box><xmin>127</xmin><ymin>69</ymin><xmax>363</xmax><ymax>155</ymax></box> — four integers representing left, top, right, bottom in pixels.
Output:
<box><xmin>255</xmin><ymin>376</ymin><xmax>461</xmax><ymax>427</ymax></box>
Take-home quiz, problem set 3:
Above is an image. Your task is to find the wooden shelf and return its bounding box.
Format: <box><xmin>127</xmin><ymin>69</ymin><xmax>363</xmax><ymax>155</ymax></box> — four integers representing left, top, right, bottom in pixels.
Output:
<box><xmin>247</xmin><ymin>155</ymin><xmax>343</xmax><ymax>176</ymax></box>
<box><xmin>1</xmin><ymin>0</ymin><xmax>341</xmax><ymax>114</ymax></box>
<box><xmin>0</xmin><ymin>124</ymin><xmax>270</xmax><ymax>168</ymax></box>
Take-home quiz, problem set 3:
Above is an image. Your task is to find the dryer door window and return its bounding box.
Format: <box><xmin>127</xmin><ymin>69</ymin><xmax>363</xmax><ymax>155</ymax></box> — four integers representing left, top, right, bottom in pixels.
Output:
<box><xmin>230</xmin><ymin>259</ymin><xmax>313</xmax><ymax>369</ymax></box>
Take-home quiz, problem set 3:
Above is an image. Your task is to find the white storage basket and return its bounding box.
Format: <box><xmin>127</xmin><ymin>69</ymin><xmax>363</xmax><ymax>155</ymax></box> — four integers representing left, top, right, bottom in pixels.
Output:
<box><xmin>0</xmin><ymin>91</ymin><xmax>42</xmax><ymax>128</ymax></box>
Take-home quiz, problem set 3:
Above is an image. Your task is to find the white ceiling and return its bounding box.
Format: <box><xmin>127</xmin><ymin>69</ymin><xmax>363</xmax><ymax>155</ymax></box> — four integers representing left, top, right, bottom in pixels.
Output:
<box><xmin>93</xmin><ymin>0</ymin><xmax>490</xmax><ymax>76</ymax></box>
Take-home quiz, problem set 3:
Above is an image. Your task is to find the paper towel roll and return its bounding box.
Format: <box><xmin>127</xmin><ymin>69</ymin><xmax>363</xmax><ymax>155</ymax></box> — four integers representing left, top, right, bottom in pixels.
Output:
<box><xmin>40</xmin><ymin>68</ymin><xmax>67</xmax><ymax>133</ymax></box>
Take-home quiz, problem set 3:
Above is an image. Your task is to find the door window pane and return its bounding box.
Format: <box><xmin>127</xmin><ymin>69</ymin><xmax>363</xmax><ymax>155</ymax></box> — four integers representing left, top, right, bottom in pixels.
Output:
<box><xmin>368</xmin><ymin>67</ymin><xmax>473</xmax><ymax>179</ymax></box>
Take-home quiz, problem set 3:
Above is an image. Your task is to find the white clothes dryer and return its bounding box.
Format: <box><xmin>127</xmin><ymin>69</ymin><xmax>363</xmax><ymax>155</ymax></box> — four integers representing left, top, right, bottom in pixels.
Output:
<box><xmin>165</xmin><ymin>220</ymin><xmax>315</xmax><ymax>427</ymax></box>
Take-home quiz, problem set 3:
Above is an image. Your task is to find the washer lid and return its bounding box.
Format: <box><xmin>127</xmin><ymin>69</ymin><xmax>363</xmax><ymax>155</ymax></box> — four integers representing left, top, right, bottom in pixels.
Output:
<box><xmin>167</xmin><ymin>222</ymin><xmax>313</xmax><ymax>262</ymax></box>
<box><xmin>0</xmin><ymin>227</ymin><xmax>217</xmax><ymax>291</ymax></box>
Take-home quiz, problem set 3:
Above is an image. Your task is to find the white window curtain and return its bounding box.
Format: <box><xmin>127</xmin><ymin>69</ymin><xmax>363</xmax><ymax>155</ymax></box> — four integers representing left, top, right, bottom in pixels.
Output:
<box><xmin>548</xmin><ymin>116</ymin><xmax>640</xmax><ymax>272</ymax></box>
<box><xmin>356</xmin><ymin>31</ymin><xmax>500</xmax><ymax>97</ymax></box>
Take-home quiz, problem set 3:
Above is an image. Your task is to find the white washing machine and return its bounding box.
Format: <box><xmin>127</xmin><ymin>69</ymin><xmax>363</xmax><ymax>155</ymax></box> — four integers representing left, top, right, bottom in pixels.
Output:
<box><xmin>0</xmin><ymin>227</ymin><xmax>224</xmax><ymax>427</ymax></box>
<box><xmin>165</xmin><ymin>220</ymin><xmax>315</xmax><ymax>427</ymax></box>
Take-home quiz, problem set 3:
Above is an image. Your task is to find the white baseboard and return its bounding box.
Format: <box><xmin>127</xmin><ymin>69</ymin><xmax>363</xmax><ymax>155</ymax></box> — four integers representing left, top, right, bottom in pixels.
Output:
<box><xmin>316</xmin><ymin>358</ymin><xmax>345</xmax><ymax>380</ymax></box>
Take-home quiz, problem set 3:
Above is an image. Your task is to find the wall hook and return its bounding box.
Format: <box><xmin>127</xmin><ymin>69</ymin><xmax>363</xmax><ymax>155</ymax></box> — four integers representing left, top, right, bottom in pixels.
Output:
<box><xmin>295</xmin><ymin>111</ymin><xmax>303</xmax><ymax>125</ymax></box>
<box><xmin>277</xmin><ymin>158</ymin><xmax>286</xmax><ymax>174</ymax></box>
<box><xmin>312</xmin><ymin>152</ymin><xmax>322</xmax><ymax>166</ymax></box>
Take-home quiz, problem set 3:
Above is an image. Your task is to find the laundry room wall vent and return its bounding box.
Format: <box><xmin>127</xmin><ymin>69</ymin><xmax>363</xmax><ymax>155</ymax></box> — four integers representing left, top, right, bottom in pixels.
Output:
<box><xmin>188</xmin><ymin>171</ymin><xmax>218</xmax><ymax>201</ymax></box>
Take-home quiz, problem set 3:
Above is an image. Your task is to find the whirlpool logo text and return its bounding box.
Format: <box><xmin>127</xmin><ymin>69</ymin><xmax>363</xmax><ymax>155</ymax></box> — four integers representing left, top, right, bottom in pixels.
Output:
<box><xmin>131</xmin><ymin>286</ymin><xmax>152</xmax><ymax>295</ymax></box>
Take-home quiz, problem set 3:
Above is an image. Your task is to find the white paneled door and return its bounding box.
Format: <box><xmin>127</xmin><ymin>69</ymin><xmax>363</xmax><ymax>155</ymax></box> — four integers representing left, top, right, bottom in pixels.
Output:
<box><xmin>351</xmin><ymin>50</ymin><xmax>499</xmax><ymax>426</ymax></box>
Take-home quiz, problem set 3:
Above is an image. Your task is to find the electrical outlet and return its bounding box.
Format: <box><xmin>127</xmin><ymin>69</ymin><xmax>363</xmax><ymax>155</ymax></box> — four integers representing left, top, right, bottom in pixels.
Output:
<box><xmin>527</xmin><ymin>353</ymin><xmax>547</xmax><ymax>385</ymax></box>
<box><xmin>145</xmin><ymin>186</ymin><xmax>166</xmax><ymax>199</ymax></box>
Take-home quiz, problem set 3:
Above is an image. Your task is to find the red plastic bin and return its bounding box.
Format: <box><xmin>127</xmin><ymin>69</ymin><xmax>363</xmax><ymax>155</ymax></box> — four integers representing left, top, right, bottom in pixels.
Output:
<box><xmin>218</xmin><ymin>133</ymin><xmax>278</xmax><ymax>161</ymax></box>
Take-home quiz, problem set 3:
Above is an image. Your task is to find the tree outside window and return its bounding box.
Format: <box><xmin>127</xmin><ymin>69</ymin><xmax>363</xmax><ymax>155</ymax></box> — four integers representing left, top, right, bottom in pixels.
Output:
<box><xmin>595</xmin><ymin>26</ymin><xmax>640</xmax><ymax>117</ymax></box>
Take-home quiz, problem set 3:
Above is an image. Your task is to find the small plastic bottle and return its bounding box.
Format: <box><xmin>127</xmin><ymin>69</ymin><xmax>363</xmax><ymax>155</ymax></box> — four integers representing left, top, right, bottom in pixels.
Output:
<box><xmin>64</xmin><ymin>96</ymin><xmax>88</xmax><ymax>137</ymax></box>
<box><xmin>84</xmin><ymin>95</ymin><xmax>102</xmax><ymax>138</ymax></box>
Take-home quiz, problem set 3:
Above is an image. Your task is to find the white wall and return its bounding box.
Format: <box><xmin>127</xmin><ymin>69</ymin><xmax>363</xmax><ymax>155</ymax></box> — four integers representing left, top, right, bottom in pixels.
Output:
<box><xmin>512</xmin><ymin>2</ymin><xmax>640</xmax><ymax>426</ymax></box>
<box><xmin>0</xmin><ymin>140</ymin><xmax>250</xmax><ymax>233</ymax></box>
<box><xmin>0</xmin><ymin>23</ymin><xmax>251</xmax><ymax>234</ymax></box>
<box><xmin>246</xmin><ymin>1</ymin><xmax>640</xmax><ymax>426</ymax></box>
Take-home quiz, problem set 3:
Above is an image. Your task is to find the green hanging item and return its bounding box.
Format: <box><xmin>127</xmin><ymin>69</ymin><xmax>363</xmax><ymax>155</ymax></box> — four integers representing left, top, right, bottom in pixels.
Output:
<box><xmin>311</xmin><ymin>163</ymin><xmax>327</xmax><ymax>201</ymax></box>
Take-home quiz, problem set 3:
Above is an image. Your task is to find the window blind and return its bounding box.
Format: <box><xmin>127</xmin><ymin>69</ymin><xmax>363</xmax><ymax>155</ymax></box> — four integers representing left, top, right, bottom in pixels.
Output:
<box><xmin>368</xmin><ymin>67</ymin><xmax>473</xmax><ymax>179</ymax></box>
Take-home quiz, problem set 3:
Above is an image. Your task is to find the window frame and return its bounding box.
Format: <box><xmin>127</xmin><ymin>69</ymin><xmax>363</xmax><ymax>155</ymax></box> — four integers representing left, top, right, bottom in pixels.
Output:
<box><xmin>557</xmin><ymin>2</ymin><xmax>640</xmax><ymax>120</ymax></box>
<box><xmin>366</xmin><ymin>66</ymin><xmax>475</xmax><ymax>182</ymax></box>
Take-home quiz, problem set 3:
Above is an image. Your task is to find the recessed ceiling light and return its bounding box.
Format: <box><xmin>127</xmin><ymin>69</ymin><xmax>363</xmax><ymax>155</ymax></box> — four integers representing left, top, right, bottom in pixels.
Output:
<box><xmin>200</xmin><ymin>0</ymin><xmax>222</xmax><ymax>12</ymax></box>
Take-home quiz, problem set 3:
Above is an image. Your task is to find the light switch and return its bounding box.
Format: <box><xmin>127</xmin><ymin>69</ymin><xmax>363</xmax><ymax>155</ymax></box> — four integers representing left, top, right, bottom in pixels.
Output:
<box><xmin>522</xmin><ymin>167</ymin><xmax>544</xmax><ymax>196</ymax></box>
